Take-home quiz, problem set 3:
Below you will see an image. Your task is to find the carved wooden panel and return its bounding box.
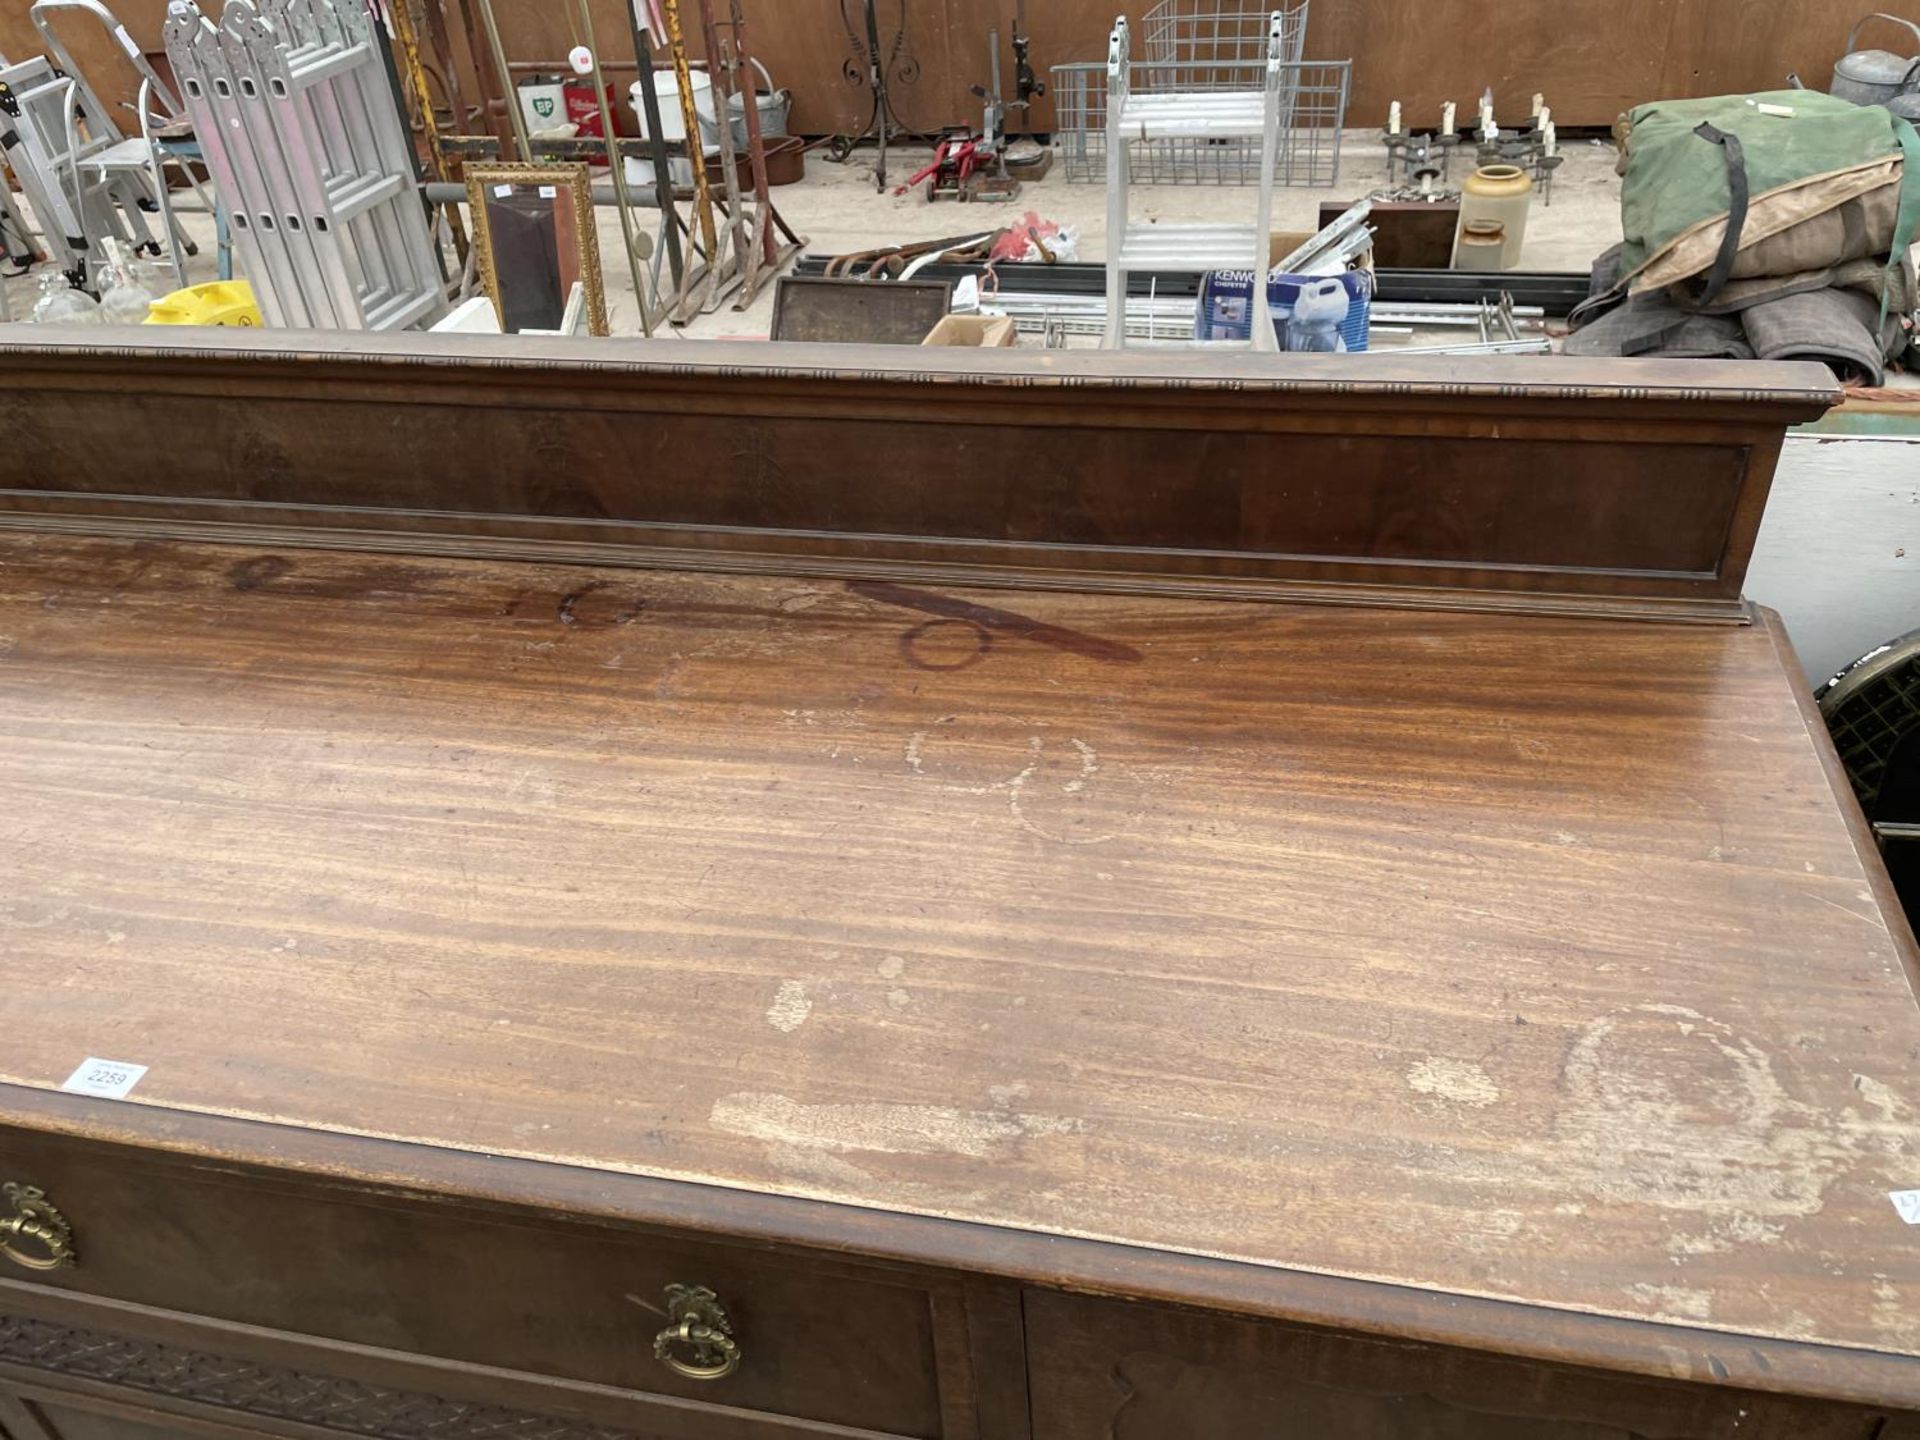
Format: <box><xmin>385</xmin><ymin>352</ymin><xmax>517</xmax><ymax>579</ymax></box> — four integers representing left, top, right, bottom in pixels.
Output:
<box><xmin>2</xmin><ymin>1391</ymin><xmax>264</xmax><ymax>1440</ymax></box>
<box><xmin>0</xmin><ymin>1317</ymin><xmax>635</xmax><ymax>1440</ymax></box>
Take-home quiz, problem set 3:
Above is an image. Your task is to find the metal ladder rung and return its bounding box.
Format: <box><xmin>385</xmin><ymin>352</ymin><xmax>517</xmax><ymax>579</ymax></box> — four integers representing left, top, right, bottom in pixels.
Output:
<box><xmin>324</xmin><ymin>170</ymin><xmax>404</xmax><ymax>219</ymax></box>
<box><xmin>168</xmin><ymin>0</ymin><xmax>447</xmax><ymax>331</ymax></box>
<box><xmin>283</xmin><ymin>40</ymin><xmax>375</xmax><ymax>89</ymax></box>
<box><xmin>8</xmin><ymin>79</ymin><xmax>67</xmax><ymax>105</ymax></box>
<box><xmin>363</xmin><ymin>288</ymin><xmax>443</xmax><ymax>331</ymax></box>
<box><xmin>355</xmin><ymin>281</ymin><xmax>401</xmax><ymax>312</ymax></box>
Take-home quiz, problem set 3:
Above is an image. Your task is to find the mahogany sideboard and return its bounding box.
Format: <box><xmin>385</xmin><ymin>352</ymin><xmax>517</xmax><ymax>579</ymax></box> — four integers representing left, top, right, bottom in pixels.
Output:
<box><xmin>3</xmin><ymin>336</ymin><xmax>1919</xmax><ymax>1440</ymax></box>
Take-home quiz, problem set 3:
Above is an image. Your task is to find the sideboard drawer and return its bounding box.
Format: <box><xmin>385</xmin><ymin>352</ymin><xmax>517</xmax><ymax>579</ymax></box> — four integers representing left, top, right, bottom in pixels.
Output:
<box><xmin>1025</xmin><ymin>1290</ymin><xmax>1898</xmax><ymax>1440</ymax></box>
<box><xmin>0</xmin><ymin>1130</ymin><xmax>945</xmax><ymax>1438</ymax></box>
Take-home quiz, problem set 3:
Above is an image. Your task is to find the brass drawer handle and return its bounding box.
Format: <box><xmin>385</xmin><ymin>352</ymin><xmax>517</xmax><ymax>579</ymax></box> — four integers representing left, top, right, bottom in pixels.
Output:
<box><xmin>652</xmin><ymin>1283</ymin><xmax>740</xmax><ymax>1381</ymax></box>
<box><xmin>1</xmin><ymin>1183</ymin><xmax>75</xmax><ymax>1271</ymax></box>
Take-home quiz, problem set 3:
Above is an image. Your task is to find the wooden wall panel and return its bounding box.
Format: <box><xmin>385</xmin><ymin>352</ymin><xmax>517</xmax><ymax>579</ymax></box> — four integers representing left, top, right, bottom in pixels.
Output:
<box><xmin>0</xmin><ymin>0</ymin><xmax>1882</xmax><ymax>139</ymax></box>
<box><xmin>0</xmin><ymin>330</ymin><xmax>1837</xmax><ymax>618</ymax></box>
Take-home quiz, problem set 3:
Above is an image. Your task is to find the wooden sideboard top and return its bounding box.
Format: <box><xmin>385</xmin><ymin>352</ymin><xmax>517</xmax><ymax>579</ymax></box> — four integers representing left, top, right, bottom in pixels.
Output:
<box><xmin>0</xmin><ymin>325</ymin><xmax>1844</xmax><ymax>401</ymax></box>
<box><xmin>2</xmin><ymin>534</ymin><xmax>1916</xmax><ymax>1384</ymax></box>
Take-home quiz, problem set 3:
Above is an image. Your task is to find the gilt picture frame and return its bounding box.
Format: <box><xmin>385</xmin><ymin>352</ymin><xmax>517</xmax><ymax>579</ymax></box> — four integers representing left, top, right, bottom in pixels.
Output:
<box><xmin>463</xmin><ymin>162</ymin><xmax>609</xmax><ymax>337</ymax></box>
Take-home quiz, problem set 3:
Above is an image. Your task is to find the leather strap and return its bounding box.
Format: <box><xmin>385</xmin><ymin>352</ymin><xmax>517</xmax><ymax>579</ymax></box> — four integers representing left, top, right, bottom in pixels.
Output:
<box><xmin>1886</xmin><ymin>114</ymin><xmax>1920</xmax><ymax>325</ymax></box>
<box><xmin>1691</xmin><ymin>122</ymin><xmax>1749</xmax><ymax>306</ymax></box>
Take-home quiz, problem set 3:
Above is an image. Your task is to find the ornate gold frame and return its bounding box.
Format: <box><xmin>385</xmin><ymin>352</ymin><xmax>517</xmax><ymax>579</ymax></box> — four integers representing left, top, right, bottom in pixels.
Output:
<box><xmin>462</xmin><ymin>162</ymin><xmax>610</xmax><ymax>337</ymax></box>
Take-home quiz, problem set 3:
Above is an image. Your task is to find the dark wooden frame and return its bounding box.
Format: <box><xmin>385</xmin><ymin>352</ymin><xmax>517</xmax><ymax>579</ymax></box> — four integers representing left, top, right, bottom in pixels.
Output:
<box><xmin>0</xmin><ymin>333</ymin><xmax>1835</xmax><ymax>622</ymax></box>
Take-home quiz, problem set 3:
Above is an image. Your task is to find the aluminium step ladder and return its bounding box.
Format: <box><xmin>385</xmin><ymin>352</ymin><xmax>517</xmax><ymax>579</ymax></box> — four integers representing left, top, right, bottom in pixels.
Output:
<box><xmin>165</xmin><ymin>0</ymin><xmax>446</xmax><ymax>331</ymax></box>
<box><xmin>1102</xmin><ymin>9</ymin><xmax>1286</xmax><ymax>350</ymax></box>
<box><xmin>0</xmin><ymin>1</ymin><xmax>209</xmax><ymax>288</ymax></box>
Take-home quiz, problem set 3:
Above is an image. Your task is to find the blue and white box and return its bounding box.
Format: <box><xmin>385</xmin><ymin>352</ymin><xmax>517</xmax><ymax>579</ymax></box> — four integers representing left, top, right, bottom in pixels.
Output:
<box><xmin>1193</xmin><ymin>268</ymin><xmax>1372</xmax><ymax>351</ymax></box>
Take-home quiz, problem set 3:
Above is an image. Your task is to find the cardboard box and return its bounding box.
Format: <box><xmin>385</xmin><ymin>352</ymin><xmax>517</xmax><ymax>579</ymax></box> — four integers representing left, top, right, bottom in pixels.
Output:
<box><xmin>922</xmin><ymin>315</ymin><xmax>1018</xmax><ymax>347</ymax></box>
<box><xmin>1269</xmin><ymin>231</ymin><xmax>1377</xmax><ymax>274</ymax></box>
<box><xmin>1195</xmin><ymin>269</ymin><xmax>1372</xmax><ymax>351</ymax></box>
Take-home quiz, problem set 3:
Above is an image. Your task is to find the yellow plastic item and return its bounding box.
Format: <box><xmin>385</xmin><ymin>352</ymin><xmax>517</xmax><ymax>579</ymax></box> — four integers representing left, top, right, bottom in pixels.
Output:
<box><xmin>142</xmin><ymin>280</ymin><xmax>264</xmax><ymax>327</ymax></box>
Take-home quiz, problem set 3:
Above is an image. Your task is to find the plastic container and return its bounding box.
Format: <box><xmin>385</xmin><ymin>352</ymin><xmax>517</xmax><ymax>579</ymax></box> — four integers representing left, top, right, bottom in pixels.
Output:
<box><xmin>517</xmin><ymin>76</ymin><xmax>570</xmax><ymax>135</ymax></box>
<box><xmin>28</xmin><ymin>272</ymin><xmax>101</xmax><ymax>325</ymax></box>
<box><xmin>95</xmin><ymin>242</ymin><xmax>168</xmax><ymax>325</ymax></box>
<box><xmin>1454</xmin><ymin>164</ymin><xmax>1531</xmax><ymax>269</ymax></box>
<box><xmin>629</xmin><ymin>69</ymin><xmax>719</xmax><ymax>147</ymax></box>
<box><xmin>143</xmin><ymin>279</ymin><xmax>263</xmax><ymax>327</ymax></box>
<box><xmin>628</xmin><ymin>69</ymin><xmax>719</xmax><ymax>187</ymax></box>
<box><xmin>1452</xmin><ymin>219</ymin><xmax>1508</xmax><ymax>272</ymax></box>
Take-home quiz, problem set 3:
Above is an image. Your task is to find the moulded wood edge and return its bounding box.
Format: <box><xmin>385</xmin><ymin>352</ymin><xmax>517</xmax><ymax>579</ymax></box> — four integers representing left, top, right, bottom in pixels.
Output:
<box><xmin>3</xmin><ymin>1092</ymin><xmax>1917</xmax><ymax>1416</ymax></box>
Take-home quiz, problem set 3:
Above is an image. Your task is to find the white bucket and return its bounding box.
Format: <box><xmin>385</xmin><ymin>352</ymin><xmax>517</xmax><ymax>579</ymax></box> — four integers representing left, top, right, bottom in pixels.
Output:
<box><xmin>624</xmin><ymin>154</ymin><xmax>697</xmax><ymax>188</ymax></box>
<box><xmin>629</xmin><ymin>69</ymin><xmax>722</xmax><ymax>150</ymax></box>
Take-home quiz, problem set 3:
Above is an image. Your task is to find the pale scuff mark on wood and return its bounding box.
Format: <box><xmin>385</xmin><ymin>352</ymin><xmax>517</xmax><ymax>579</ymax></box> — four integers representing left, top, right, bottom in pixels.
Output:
<box><xmin>1405</xmin><ymin>1057</ymin><xmax>1500</xmax><ymax>1107</ymax></box>
<box><xmin>1655</xmin><ymin>1343</ymin><xmax>1696</xmax><ymax>1379</ymax></box>
<box><xmin>1667</xmin><ymin>1214</ymin><xmax>1786</xmax><ymax>1257</ymax></box>
<box><xmin>1625</xmin><ymin>1282</ymin><xmax>1714</xmax><ymax>1321</ymax></box>
<box><xmin>1855</xmin><ymin>1073</ymin><xmax>1908</xmax><ymax>1118</ymax></box>
<box><xmin>712</xmin><ymin>1091</ymin><xmax>1083</xmax><ymax>1158</ymax></box>
<box><xmin>766</xmin><ymin>980</ymin><xmax>813</xmax><ymax>1033</ymax></box>
<box><xmin>1873</xmin><ymin>1277</ymin><xmax>1920</xmax><ymax>1346</ymax></box>
<box><xmin>764</xmin><ymin>1141</ymin><xmax>871</xmax><ymax>1189</ymax></box>
<box><xmin>1557</xmin><ymin>1007</ymin><xmax>1920</xmax><ymax>1252</ymax></box>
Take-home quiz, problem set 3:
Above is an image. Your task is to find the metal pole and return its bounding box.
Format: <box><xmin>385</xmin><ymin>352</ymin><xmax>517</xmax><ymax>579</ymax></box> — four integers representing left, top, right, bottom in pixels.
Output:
<box><xmin>385</xmin><ymin>0</ymin><xmax>467</xmax><ymax>260</ymax></box>
<box><xmin>624</xmin><ymin>1</ymin><xmax>683</xmax><ymax>289</ymax></box>
<box><xmin>862</xmin><ymin>0</ymin><xmax>887</xmax><ymax>190</ymax></box>
<box><xmin>573</xmin><ymin>0</ymin><xmax>652</xmax><ymax>336</ymax></box>
<box><xmin>660</xmin><ymin>0</ymin><xmax>715</xmax><ymax>264</ymax></box>
<box><xmin>450</xmin><ymin>0</ymin><xmax>510</xmax><ymax>148</ymax></box>
<box><xmin>417</xmin><ymin>0</ymin><xmax>469</xmax><ymax>134</ymax></box>
<box><xmin>368</xmin><ymin>0</ymin><xmax>426</xmax><ymax>183</ymax></box>
<box><xmin>728</xmin><ymin>0</ymin><xmax>773</xmax><ymax>269</ymax></box>
<box><xmin>695</xmin><ymin>0</ymin><xmax>747</xmax><ymax>288</ymax></box>
<box><xmin>471</xmin><ymin>0</ymin><xmax>531</xmax><ymax>161</ymax></box>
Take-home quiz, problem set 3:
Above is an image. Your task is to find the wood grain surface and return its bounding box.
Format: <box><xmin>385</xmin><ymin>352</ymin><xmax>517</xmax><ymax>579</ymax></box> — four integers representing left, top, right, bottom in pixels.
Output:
<box><xmin>2</xmin><ymin>534</ymin><xmax>1917</xmax><ymax>1364</ymax></box>
<box><xmin>0</xmin><ymin>0</ymin><xmax>1880</xmax><ymax>134</ymax></box>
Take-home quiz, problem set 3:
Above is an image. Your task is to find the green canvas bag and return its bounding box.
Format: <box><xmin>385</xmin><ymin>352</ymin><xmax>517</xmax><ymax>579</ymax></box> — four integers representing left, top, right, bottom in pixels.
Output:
<box><xmin>1618</xmin><ymin>89</ymin><xmax>1920</xmax><ymax>307</ymax></box>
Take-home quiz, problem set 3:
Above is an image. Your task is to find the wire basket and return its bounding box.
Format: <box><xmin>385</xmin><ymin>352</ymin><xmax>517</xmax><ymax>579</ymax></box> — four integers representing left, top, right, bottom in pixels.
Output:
<box><xmin>1140</xmin><ymin>0</ymin><xmax>1310</xmax><ymax>68</ymax></box>
<box><xmin>1819</xmin><ymin>630</ymin><xmax>1920</xmax><ymax>806</ymax></box>
<box><xmin>1051</xmin><ymin>57</ymin><xmax>1350</xmax><ymax>187</ymax></box>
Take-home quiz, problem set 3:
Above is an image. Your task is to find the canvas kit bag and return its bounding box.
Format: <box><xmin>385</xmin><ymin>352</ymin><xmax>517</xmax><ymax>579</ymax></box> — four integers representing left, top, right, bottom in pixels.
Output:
<box><xmin>1611</xmin><ymin>89</ymin><xmax>1920</xmax><ymax>306</ymax></box>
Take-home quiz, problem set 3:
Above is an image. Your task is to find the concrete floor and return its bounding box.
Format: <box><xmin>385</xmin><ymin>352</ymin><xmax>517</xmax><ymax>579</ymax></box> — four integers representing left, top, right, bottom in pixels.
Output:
<box><xmin>0</xmin><ymin>130</ymin><xmax>1627</xmax><ymax>338</ymax></box>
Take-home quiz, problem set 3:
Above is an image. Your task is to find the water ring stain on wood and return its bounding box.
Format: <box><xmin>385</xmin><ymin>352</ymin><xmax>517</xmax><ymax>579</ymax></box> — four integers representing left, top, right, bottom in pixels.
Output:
<box><xmin>900</xmin><ymin>619</ymin><xmax>992</xmax><ymax>671</ymax></box>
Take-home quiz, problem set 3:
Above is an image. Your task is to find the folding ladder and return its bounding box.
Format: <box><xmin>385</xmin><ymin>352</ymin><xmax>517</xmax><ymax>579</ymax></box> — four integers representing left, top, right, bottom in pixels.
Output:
<box><xmin>0</xmin><ymin>1</ymin><xmax>207</xmax><ymax>287</ymax></box>
<box><xmin>165</xmin><ymin>0</ymin><xmax>446</xmax><ymax>330</ymax></box>
<box><xmin>1102</xmin><ymin>10</ymin><xmax>1285</xmax><ymax>350</ymax></box>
